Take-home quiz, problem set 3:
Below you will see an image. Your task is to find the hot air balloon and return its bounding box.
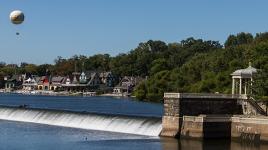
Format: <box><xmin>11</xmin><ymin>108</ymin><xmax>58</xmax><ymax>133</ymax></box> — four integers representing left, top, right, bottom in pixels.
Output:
<box><xmin>10</xmin><ymin>10</ymin><xmax>25</xmax><ymax>35</ymax></box>
<box><xmin>10</xmin><ymin>10</ymin><xmax>25</xmax><ymax>24</ymax></box>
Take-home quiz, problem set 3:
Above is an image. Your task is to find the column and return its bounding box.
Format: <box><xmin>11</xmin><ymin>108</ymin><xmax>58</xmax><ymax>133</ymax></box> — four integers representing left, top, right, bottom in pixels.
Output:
<box><xmin>239</xmin><ymin>78</ymin><xmax>242</xmax><ymax>95</ymax></box>
<box><xmin>244</xmin><ymin>79</ymin><xmax>247</xmax><ymax>95</ymax></box>
<box><xmin>232</xmin><ymin>78</ymin><xmax>235</xmax><ymax>94</ymax></box>
<box><xmin>250</xmin><ymin>78</ymin><xmax>253</xmax><ymax>94</ymax></box>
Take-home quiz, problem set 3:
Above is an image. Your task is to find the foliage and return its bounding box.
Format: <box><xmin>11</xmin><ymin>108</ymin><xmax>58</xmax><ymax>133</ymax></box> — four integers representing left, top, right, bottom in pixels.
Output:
<box><xmin>0</xmin><ymin>32</ymin><xmax>268</xmax><ymax>102</ymax></box>
<box><xmin>252</xmin><ymin>66</ymin><xmax>268</xmax><ymax>100</ymax></box>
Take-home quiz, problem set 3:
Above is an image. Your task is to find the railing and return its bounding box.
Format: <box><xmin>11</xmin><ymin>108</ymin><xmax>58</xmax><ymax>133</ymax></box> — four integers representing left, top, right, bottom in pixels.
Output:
<box><xmin>164</xmin><ymin>93</ymin><xmax>246</xmax><ymax>99</ymax></box>
<box><xmin>164</xmin><ymin>93</ymin><xmax>180</xmax><ymax>98</ymax></box>
<box><xmin>245</xmin><ymin>97</ymin><xmax>267</xmax><ymax>116</ymax></box>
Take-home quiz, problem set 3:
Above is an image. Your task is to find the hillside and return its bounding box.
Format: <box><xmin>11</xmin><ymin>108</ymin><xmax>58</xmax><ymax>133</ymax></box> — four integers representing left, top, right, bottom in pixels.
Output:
<box><xmin>0</xmin><ymin>32</ymin><xmax>267</xmax><ymax>102</ymax></box>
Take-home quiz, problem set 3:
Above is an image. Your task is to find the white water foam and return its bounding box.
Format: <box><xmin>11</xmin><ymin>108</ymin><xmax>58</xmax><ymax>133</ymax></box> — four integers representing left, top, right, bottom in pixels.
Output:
<box><xmin>0</xmin><ymin>107</ymin><xmax>162</xmax><ymax>136</ymax></box>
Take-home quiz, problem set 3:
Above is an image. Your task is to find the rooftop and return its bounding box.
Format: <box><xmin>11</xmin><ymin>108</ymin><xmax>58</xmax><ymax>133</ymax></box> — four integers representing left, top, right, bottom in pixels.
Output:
<box><xmin>231</xmin><ymin>63</ymin><xmax>257</xmax><ymax>78</ymax></box>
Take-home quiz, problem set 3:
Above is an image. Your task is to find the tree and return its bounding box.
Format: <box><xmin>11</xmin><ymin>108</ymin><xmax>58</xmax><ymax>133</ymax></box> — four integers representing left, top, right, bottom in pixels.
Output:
<box><xmin>24</xmin><ymin>64</ymin><xmax>38</xmax><ymax>74</ymax></box>
<box><xmin>37</xmin><ymin>64</ymin><xmax>53</xmax><ymax>76</ymax></box>
<box><xmin>252</xmin><ymin>66</ymin><xmax>268</xmax><ymax>100</ymax></box>
<box><xmin>0</xmin><ymin>62</ymin><xmax>6</xmax><ymax>68</ymax></box>
<box><xmin>225</xmin><ymin>32</ymin><xmax>253</xmax><ymax>47</ymax></box>
<box><xmin>150</xmin><ymin>58</ymin><xmax>169</xmax><ymax>75</ymax></box>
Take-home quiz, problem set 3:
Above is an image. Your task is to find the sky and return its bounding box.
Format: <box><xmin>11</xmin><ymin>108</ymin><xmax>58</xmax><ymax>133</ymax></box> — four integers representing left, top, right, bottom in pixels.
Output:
<box><xmin>0</xmin><ymin>0</ymin><xmax>268</xmax><ymax>65</ymax></box>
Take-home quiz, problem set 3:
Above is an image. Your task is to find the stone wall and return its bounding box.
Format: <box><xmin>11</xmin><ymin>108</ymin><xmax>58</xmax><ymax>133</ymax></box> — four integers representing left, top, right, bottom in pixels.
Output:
<box><xmin>161</xmin><ymin>93</ymin><xmax>267</xmax><ymax>140</ymax></box>
<box><xmin>180</xmin><ymin>98</ymin><xmax>243</xmax><ymax>116</ymax></box>
<box><xmin>161</xmin><ymin>96</ymin><xmax>181</xmax><ymax>137</ymax></box>
<box><xmin>163</xmin><ymin>93</ymin><xmax>244</xmax><ymax>117</ymax></box>
<box><xmin>161</xmin><ymin>93</ymin><xmax>243</xmax><ymax>137</ymax></box>
<box><xmin>161</xmin><ymin>116</ymin><xmax>181</xmax><ymax>137</ymax></box>
<box><xmin>164</xmin><ymin>114</ymin><xmax>268</xmax><ymax>142</ymax></box>
<box><xmin>181</xmin><ymin>115</ymin><xmax>232</xmax><ymax>139</ymax></box>
<box><xmin>180</xmin><ymin>116</ymin><xmax>203</xmax><ymax>138</ymax></box>
<box><xmin>231</xmin><ymin>116</ymin><xmax>268</xmax><ymax>142</ymax></box>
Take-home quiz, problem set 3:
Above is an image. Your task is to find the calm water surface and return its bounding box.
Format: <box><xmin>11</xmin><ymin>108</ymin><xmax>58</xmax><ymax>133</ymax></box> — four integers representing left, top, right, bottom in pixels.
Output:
<box><xmin>0</xmin><ymin>93</ymin><xmax>163</xmax><ymax>117</ymax></box>
<box><xmin>0</xmin><ymin>93</ymin><xmax>267</xmax><ymax>150</ymax></box>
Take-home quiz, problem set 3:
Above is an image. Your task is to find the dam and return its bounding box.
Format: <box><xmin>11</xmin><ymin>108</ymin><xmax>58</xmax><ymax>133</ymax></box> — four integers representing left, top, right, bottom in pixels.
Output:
<box><xmin>1</xmin><ymin>93</ymin><xmax>268</xmax><ymax>142</ymax></box>
<box><xmin>0</xmin><ymin>106</ymin><xmax>162</xmax><ymax>136</ymax></box>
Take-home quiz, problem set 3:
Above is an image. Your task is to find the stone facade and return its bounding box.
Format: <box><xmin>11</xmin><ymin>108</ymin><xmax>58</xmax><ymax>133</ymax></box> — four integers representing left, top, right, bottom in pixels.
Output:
<box><xmin>161</xmin><ymin>93</ymin><xmax>243</xmax><ymax>137</ymax></box>
<box><xmin>181</xmin><ymin>115</ymin><xmax>232</xmax><ymax>139</ymax></box>
<box><xmin>231</xmin><ymin>116</ymin><xmax>268</xmax><ymax>142</ymax></box>
<box><xmin>161</xmin><ymin>95</ymin><xmax>181</xmax><ymax>137</ymax></box>
<box><xmin>161</xmin><ymin>93</ymin><xmax>267</xmax><ymax>142</ymax></box>
<box><xmin>172</xmin><ymin>115</ymin><xmax>268</xmax><ymax>142</ymax></box>
<box><xmin>161</xmin><ymin>116</ymin><xmax>181</xmax><ymax>137</ymax></box>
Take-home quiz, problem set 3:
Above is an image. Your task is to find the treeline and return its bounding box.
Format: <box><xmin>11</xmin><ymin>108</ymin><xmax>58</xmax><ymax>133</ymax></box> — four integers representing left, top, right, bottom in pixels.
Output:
<box><xmin>0</xmin><ymin>32</ymin><xmax>267</xmax><ymax>102</ymax></box>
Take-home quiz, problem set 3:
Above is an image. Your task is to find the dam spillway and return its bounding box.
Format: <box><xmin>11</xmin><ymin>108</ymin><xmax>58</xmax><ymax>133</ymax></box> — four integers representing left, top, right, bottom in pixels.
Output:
<box><xmin>0</xmin><ymin>106</ymin><xmax>162</xmax><ymax>136</ymax></box>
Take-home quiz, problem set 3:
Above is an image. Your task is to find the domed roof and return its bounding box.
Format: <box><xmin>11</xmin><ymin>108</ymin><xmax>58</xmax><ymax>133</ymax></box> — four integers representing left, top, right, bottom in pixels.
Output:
<box><xmin>231</xmin><ymin>63</ymin><xmax>257</xmax><ymax>78</ymax></box>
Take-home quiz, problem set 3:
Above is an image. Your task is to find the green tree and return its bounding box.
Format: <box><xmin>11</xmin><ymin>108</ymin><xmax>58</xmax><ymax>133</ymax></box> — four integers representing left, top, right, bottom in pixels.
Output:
<box><xmin>252</xmin><ymin>66</ymin><xmax>268</xmax><ymax>100</ymax></box>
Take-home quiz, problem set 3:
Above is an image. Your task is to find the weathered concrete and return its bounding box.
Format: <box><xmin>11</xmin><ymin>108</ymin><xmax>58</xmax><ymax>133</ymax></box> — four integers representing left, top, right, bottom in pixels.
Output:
<box><xmin>163</xmin><ymin>114</ymin><xmax>268</xmax><ymax>142</ymax></box>
<box><xmin>180</xmin><ymin>116</ymin><xmax>204</xmax><ymax>138</ymax></box>
<box><xmin>161</xmin><ymin>94</ymin><xmax>181</xmax><ymax>137</ymax></box>
<box><xmin>161</xmin><ymin>116</ymin><xmax>181</xmax><ymax>137</ymax></box>
<box><xmin>161</xmin><ymin>93</ymin><xmax>267</xmax><ymax>141</ymax></box>
<box><xmin>232</xmin><ymin>116</ymin><xmax>268</xmax><ymax>142</ymax></box>
<box><xmin>161</xmin><ymin>93</ymin><xmax>245</xmax><ymax>137</ymax></box>
<box><xmin>163</xmin><ymin>93</ymin><xmax>245</xmax><ymax>117</ymax></box>
<box><xmin>181</xmin><ymin>115</ymin><xmax>232</xmax><ymax>139</ymax></box>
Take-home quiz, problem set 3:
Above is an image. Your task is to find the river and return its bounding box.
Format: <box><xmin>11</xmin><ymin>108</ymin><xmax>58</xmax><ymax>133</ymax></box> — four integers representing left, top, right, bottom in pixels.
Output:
<box><xmin>0</xmin><ymin>93</ymin><xmax>267</xmax><ymax>150</ymax></box>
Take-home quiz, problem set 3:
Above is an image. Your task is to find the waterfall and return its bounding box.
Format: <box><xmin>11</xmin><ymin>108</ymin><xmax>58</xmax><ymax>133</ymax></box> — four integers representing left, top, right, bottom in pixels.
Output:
<box><xmin>0</xmin><ymin>106</ymin><xmax>162</xmax><ymax>136</ymax></box>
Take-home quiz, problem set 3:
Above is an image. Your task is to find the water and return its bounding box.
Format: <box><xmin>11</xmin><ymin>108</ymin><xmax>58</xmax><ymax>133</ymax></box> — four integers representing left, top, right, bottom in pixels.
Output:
<box><xmin>0</xmin><ymin>93</ymin><xmax>268</xmax><ymax>150</ymax></box>
<box><xmin>0</xmin><ymin>120</ymin><xmax>163</xmax><ymax>150</ymax></box>
<box><xmin>1</xmin><ymin>120</ymin><xmax>268</xmax><ymax>150</ymax></box>
<box><xmin>0</xmin><ymin>93</ymin><xmax>162</xmax><ymax>117</ymax></box>
<box><xmin>0</xmin><ymin>106</ymin><xmax>162</xmax><ymax>136</ymax></box>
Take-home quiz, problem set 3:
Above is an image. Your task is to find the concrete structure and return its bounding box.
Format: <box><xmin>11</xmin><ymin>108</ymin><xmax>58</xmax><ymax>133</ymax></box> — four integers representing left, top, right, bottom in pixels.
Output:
<box><xmin>181</xmin><ymin>115</ymin><xmax>232</xmax><ymax>139</ymax></box>
<box><xmin>177</xmin><ymin>115</ymin><xmax>268</xmax><ymax>142</ymax></box>
<box><xmin>161</xmin><ymin>93</ymin><xmax>245</xmax><ymax>137</ymax></box>
<box><xmin>161</xmin><ymin>93</ymin><xmax>268</xmax><ymax>142</ymax></box>
<box><xmin>231</xmin><ymin>63</ymin><xmax>257</xmax><ymax>95</ymax></box>
<box><xmin>231</xmin><ymin>116</ymin><xmax>268</xmax><ymax>142</ymax></box>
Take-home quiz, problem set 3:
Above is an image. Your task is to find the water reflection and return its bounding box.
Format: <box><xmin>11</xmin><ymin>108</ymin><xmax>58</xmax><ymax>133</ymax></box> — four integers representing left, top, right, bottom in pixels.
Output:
<box><xmin>160</xmin><ymin>138</ymin><xmax>268</xmax><ymax>150</ymax></box>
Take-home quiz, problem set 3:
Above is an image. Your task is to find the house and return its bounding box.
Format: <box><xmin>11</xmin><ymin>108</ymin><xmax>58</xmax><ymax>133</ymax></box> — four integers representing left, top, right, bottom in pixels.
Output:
<box><xmin>37</xmin><ymin>76</ymin><xmax>50</xmax><ymax>90</ymax></box>
<box><xmin>79</xmin><ymin>72</ymin><xmax>87</xmax><ymax>84</ymax></box>
<box><xmin>0</xmin><ymin>75</ymin><xmax>5</xmax><ymax>89</ymax></box>
<box><xmin>50</xmin><ymin>76</ymin><xmax>66</xmax><ymax>91</ymax></box>
<box><xmin>4</xmin><ymin>75</ymin><xmax>23</xmax><ymax>91</ymax></box>
<box><xmin>99</xmin><ymin>72</ymin><xmax>115</xmax><ymax>87</ymax></box>
<box><xmin>72</xmin><ymin>72</ymin><xmax>80</xmax><ymax>84</ymax></box>
<box><xmin>86</xmin><ymin>72</ymin><xmax>101</xmax><ymax>87</ymax></box>
<box><xmin>61</xmin><ymin>71</ymin><xmax>102</xmax><ymax>92</ymax></box>
<box><xmin>22</xmin><ymin>76</ymin><xmax>39</xmax><ymax>91</ymax></box>
<box><xmin>113</xmin><ymin>76</ymin><xmax>144</xmax><ymax>95</ymax></box>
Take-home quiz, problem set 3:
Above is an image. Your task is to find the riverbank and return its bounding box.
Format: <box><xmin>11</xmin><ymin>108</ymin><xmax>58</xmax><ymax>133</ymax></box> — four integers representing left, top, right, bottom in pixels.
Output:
<box><xmin>0</xmin><ymin>89</ymin><xmax>135</xmax><ymax>98</ymax></box>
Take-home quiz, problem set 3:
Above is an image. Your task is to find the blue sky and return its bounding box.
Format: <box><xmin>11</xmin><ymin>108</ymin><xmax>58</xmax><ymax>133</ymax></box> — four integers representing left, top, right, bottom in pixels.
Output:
<box><xmin>0</xmin><ymin>0</ymin><xmax>267</xmax><ymax>64</ymax></box>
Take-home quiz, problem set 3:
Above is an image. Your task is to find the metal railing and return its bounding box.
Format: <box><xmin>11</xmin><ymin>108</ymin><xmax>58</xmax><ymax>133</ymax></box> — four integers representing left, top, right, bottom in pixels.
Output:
<box><xmin>164</xmin><ymin>93</ymin><xmax>247</xmax><ymax>99</ymax></box>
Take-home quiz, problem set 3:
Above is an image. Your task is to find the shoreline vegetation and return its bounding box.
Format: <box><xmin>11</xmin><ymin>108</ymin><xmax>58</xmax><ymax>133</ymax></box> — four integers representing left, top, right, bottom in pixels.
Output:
<box><xmin>0</xmin><ymin>32</ymin><xmax>267</xmax><ymax>102</ymax></box>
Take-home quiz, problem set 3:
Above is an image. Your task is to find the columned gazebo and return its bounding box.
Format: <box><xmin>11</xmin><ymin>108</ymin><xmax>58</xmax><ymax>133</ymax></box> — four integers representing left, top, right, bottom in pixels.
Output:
<box><xmin>231</xmin><ymin>63</ymin><xmax>257</xmax><ymax>95</ymax></box>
